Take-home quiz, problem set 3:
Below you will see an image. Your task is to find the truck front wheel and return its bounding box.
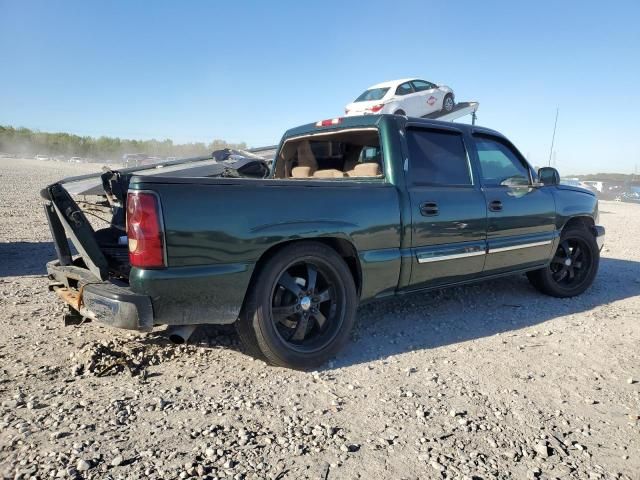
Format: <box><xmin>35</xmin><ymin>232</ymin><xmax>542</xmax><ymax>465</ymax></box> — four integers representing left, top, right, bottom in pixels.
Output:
<box><xmin>236</xmin><ymin>242</ymin><xmax>358</xmax><ymax>369</ymax></box>
<box><xmin>526</xmin><ymin>227</ymin><xmax>600</xmax><ymax>298</ymax></box>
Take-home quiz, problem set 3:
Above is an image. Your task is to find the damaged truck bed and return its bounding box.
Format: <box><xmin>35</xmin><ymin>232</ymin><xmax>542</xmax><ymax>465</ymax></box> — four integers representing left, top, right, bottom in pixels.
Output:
<box><xmin>42</xmin><ymin>149</ymin><xmax>270</xmax><ymax>331</ymax></box>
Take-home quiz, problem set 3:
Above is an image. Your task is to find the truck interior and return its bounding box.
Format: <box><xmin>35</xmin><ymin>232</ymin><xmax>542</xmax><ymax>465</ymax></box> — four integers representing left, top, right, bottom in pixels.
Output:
<box><xmin>273</xmin><ymin>129</ymin><xmax>384</xmax><ymax>180</ymax></box>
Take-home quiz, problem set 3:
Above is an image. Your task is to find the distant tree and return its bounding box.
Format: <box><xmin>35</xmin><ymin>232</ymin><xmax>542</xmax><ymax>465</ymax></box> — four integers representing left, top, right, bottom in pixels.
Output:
<box><xmin>208</xmin><ymin>138</ymin><xmax>247</xmax><ymax>152</ymax></box>
<box><xmin>0</xmin><ymin>125</ymin><xmax>248</xmax><ymax>161</ymax></box>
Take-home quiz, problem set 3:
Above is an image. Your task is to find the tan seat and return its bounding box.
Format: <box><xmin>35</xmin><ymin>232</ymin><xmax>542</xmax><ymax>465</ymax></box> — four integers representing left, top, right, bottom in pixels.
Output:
<box><xmin>295</xmin><ymin>140</ymin><xmax>318</xmax><ymax>172</ymax></box>
<box><xmin>291</xmin><ymin>166</ymin><xmax>313</xmax><ymax>178</ymax></box>
<box><xmin>346</xmin><ymin>162</ymin><xmax>381</xmax><ymax>177</ymax></box>
<box><xmin>313</xmin><ymin>169</ymin><xmax>345</xmax><ymax>178</ymax></box>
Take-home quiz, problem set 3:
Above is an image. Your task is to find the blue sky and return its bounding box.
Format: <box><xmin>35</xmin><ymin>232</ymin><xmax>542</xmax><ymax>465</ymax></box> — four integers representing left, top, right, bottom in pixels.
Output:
<box><xmin>1</xmin><ymin>0</ymin><xmax>639</xmax><ymax>174</ymax></box>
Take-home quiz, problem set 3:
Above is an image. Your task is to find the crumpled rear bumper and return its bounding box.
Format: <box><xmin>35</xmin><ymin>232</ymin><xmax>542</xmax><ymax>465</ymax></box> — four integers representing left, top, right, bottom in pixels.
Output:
<box><xmin>47</xmin><ymin>261</ymin><xmax>154</xmax><ymax>331</ymax></box>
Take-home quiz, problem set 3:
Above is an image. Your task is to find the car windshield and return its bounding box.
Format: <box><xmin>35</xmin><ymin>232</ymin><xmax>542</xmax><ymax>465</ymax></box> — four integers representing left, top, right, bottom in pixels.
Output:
<box><xmin>354</xmin><ymin>88</ymin><xmax>389</xmax><ymax>102</ymax></box>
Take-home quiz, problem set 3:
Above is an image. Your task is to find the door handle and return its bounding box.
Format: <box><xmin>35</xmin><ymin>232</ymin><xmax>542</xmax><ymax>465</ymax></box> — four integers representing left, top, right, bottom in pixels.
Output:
<box><xmin>489</xmin><ymin>200</ymin><xmax>503</xmax><ymax>212</ymax></box>
<box><xmin>420</xmin><ymin>201</ymin><xmax>439</xmax><ymax>216</ymax></box>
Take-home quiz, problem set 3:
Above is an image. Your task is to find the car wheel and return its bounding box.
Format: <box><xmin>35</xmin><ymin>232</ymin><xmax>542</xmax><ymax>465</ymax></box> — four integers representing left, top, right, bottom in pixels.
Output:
<box><xmin>394</xmin><ymin>109</ymin><xmax>406</xmax><ymax>116</ymax></box>
<box><xmin>526</xmin><ymin>227</ymin><xmax>599</xmax><ymax>298</ymax></box>
<box><xmin>442</xmin><ymin>94</ymin><xmax>454</xmax><ymax>112</ymax></box>
<box><xmin>236</xmin><ymin>242</ymin><xmax>358</xmax><ymax>369</ymax></box>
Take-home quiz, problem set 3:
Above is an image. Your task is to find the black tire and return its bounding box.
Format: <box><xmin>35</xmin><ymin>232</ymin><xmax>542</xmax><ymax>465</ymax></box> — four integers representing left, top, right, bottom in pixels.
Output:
<box><xmin>394</xmin><ymin>109</ymin><xmax>406</xmax><ymax>116</ymax></box>
<box><xmin>442</xmin><ymin>94</ymin><xmax>454</xmax><ymax>112</ymax></box>
<box><xmin>236</xmin><ymin>242</ymin><xmax>358</xmax><ymax>369</ymax></box>
<box><xmin>527</xmin><ymin>227</ymin><xmax>599</xmax><ymax>298</ymax></box>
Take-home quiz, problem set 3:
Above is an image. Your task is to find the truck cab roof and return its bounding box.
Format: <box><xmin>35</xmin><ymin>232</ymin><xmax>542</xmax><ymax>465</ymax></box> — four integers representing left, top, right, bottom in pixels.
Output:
<box><xmin>282</xmin><ymin>114</ymin><xmax>505</xmax><ymax>141</ymax></box>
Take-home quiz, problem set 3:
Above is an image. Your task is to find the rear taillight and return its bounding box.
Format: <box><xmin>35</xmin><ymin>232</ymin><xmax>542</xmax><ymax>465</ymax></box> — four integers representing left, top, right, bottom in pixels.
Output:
<box><xmin>369</xmin><ymin>104</ymin><xmax>384</xmax><ymax>113</ymax></box>
<box><xmin>126</xmin><ymin>191</ymin><xmax>165</xmax><ymax>268</ymax></box>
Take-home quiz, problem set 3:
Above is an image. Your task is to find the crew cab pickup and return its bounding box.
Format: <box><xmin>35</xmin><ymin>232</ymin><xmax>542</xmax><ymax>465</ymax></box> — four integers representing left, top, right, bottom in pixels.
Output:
<box><xmin>42</xmin><ymin>115</ymin><xmax>605</xmax><ymax>369</ymax></box>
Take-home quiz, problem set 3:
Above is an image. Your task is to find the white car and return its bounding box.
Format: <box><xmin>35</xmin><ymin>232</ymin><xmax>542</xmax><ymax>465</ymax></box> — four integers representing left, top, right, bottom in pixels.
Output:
<box><xmin>345</xmin><ymin>78</ymin><xmax>455</xmax><ymax>117</ymax></box>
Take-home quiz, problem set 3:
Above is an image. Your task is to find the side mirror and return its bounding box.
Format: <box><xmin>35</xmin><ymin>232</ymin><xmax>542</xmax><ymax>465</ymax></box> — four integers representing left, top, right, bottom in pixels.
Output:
<box><xmin>537</xmin><ymin>167</ymin><xmax>560</xmax><ymax>186</ymax></box>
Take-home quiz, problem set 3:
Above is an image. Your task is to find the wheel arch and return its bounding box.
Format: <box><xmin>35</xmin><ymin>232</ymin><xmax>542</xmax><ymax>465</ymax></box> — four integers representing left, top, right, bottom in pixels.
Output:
<box><xmin>241</xmin><ymin>237</ymin><xmax>363</xmax><ymax>312</ymax></box>
<box><xmin>561</xmin><ymin>215</ymin><xmax>595</xmax><ymax>233</ymax></box>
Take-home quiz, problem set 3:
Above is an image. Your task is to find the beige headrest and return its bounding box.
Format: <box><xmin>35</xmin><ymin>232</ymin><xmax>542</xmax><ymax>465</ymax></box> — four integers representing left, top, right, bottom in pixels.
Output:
<box><xmin>313</xmin><ymin>169</ymin><xmax>345</xmax><ymax>178</ymax></box>
<box><xmin>291</xmin><ymin>166</ymin><xmax>313</xmax><ymax>178</ymax></box>
<box><xmin>347</xmin><ymin>163</ymin><xmax>381</xmax><ymax>177</ymax></box>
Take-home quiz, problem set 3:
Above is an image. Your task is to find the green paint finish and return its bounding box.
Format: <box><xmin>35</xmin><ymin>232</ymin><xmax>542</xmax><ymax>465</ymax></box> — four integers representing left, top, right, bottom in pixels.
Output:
<box><xmin>127</xmin><ymin>115</ymin><xmax>600</xmax><ymax>326</ymax></box>
<box><xmin>129</xmin><ymin>263</ymin><xmax>254</xmax><ymax>325</ymax></box>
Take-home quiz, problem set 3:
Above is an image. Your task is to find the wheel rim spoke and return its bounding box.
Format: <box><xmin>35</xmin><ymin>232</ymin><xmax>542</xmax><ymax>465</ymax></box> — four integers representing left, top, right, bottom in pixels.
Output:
<box><xmin>572</xmin><ymin>246</ymin><xmax>582</xmax><ymax>261</ymax></box>
<box><xmin>552</xmin><ymin>255</ymin><xmax>566</xmax><ymax>265</ymax></box>
<box><xmin>306</xmin><ymin>264</ymin><xmax>318</xmax><ymax>291</ymax></box>
<box><xmin>554</xmin><ymin>267</ymin><xmax>568</xmax><ymax>282</ymax></box>
<box><xmin>291</xmin><ymin>314</ymin><xmax>311</xmax><ymax>341</ymax></box>
<box><xmin>272</xmin><ymin>304</ymin><xmax>298</xmax><ymax>318</ymax></box>
<box><xmin>315</xmin><ymin>289</ymin><xmax>331</xmax><ymax>303</ymax></box>
<box><xmin>313</xmin><ymin>310</ymin><xmax>327</xmax><ymax>330</ymax></box>
<box><xmin>278</xmin><ymin>272</ymin><xmax>302</xmax><ymax>296</ymax></box>
<box><xmin>568</xmin><ymin>267</ymin><xmax>575</xmax><ymax>280</ymax></box>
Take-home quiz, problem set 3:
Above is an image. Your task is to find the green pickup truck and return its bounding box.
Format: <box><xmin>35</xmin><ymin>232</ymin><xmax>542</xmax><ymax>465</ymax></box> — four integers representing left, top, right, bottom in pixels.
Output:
<box><xmin>43</xmin><ymin>114</ymin><xmax>605</xmax><ymax>369</ymax></box>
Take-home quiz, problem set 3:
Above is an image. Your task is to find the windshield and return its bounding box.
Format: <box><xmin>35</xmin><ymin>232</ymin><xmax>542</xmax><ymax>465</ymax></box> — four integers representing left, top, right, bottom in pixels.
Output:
<box><xmin>355</xmin><ymin>88</ymin><xmax>389</xmax><ymax>102</ymax></box>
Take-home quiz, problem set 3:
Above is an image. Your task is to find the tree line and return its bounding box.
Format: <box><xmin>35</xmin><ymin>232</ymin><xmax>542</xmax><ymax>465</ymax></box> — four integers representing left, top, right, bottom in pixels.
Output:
<box><xmin>0</xmin><ymin>125</ymin><xmax>247</xmax><ymax>161</ymax></box>
<box><xmin>576</xmin><ymin>172</ymin><xmax>640</xmax><ymax>182</ymax></box>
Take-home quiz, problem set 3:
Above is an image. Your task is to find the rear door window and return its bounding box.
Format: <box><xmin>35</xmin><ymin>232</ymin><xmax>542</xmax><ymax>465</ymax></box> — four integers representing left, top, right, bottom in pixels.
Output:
<box><xmin>411</xmin><ymin>80</ymin><xmax>436</xmax><ymax>92</ymax></box>
<box><xmin>474</xmin><ymin>136</ymin><xmax>530</xmax><ymax>187</ymax></box>
<box><xmin>395</xmin><ymin>82</ymin><xmax>414</xmax><ymax>96</ymax></box>
<box><xmin>407</xmin><ymin>128</ymin><xmax>472</xmax><ymax>186</ymax></box>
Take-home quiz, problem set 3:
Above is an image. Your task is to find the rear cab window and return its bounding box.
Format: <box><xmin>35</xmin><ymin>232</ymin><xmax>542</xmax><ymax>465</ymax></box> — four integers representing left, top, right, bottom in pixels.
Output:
<box><xmin>395</xmin><ymin>82</ymin><xmax>415</xmax><ymax>96</ymax></box>
<box><xmin>406</xmin><ymin>128</ymin><xmax>472</xmax><ymax>186</ymax></box>
<box><xmin>274</xmin><ymin>129</ymin><xmax>385</xmax><ymax>181</ymax></box>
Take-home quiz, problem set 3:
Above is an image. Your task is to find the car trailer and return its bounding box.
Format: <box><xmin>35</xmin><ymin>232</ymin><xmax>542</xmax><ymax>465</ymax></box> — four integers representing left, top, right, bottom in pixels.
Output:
<box><xmin>422</xmin><ymin>101</ymin><xmax>479</xmax><ymax>124</ymax></box>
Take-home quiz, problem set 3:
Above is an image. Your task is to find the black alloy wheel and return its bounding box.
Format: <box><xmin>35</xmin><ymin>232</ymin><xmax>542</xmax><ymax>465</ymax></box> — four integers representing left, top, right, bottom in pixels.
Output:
<box><xmin>527</xmin><ymin>227</ymin><xmax>599</xmax><ymax>298</ymax></box>
<box><xmin>270</xmin><ymin>260</ymin><xmax>342</xmax><ymax>353</ymax></box>
<box><xmin>236</xmin><ymin>242</ymin><xmax>357</xmax><ymax>369</ymax></box>
<box><xmin>549</xmin><ymin>238</ymin><xmax>591</xmax><ymax>287</ymax></box>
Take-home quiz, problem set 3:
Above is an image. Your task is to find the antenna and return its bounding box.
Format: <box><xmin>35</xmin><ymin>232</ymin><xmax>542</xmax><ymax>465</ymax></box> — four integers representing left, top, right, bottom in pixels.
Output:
<box><xmin>548</xmin><ymin>106</ymin><xmax>559</xmax><ymax>167</ymax></box>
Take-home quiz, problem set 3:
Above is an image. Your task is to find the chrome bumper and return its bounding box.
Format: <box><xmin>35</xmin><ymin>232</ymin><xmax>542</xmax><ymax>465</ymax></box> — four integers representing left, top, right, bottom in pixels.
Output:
<box><xmin>47</xmin><ymin>261</ymin><xmax>154</xmax><ymax>331</ymax></box>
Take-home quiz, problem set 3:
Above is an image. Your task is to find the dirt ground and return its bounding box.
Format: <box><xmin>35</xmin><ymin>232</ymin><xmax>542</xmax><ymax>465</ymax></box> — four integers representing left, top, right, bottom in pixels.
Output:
<box><xmin>0</xmin><ymin>158</ymin><xmax>638</xmax><ymax>480</ymax></box>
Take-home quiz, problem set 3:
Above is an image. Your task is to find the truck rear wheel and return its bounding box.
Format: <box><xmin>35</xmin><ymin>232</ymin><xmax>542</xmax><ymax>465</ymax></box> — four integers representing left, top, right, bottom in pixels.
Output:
<box><xmin>526</xmin><ymin>227</ymin><xmax>599</xmax><ymax>298</ymax></box>
<box><xmin>236</xmin><ymin>242</ymin><xmax>358</xmax><ymax>369</ymax></box>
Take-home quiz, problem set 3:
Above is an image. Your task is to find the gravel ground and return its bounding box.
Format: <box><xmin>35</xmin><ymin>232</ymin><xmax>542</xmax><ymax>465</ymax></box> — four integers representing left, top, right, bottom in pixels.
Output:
<box><xmin>0</xmin><ymin>158</ymin><xmax>639</xmax><ymax>480</ymax></box>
